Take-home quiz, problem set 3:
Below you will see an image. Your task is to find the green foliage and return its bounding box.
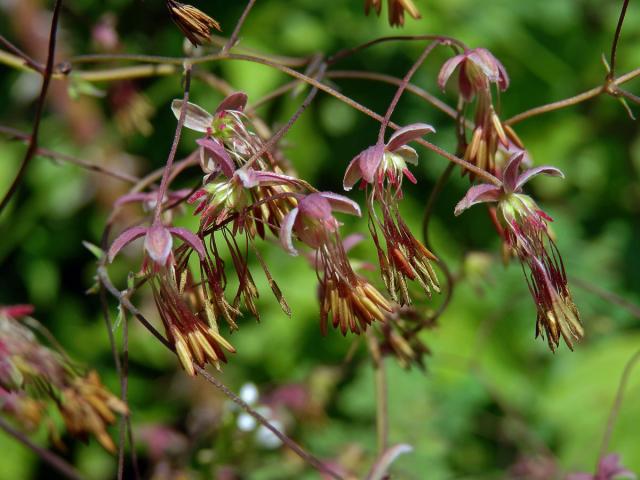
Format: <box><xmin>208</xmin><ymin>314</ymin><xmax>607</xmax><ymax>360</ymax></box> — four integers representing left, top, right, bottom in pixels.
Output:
<box><xmin>0</xmin><ymin>0</ymin><xmax>638</xmax><ymax>478</ymax></box>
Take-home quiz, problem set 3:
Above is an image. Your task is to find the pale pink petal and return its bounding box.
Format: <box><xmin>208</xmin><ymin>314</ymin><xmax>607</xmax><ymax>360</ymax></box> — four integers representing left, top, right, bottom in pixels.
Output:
<box><xmin>114</xmin><ymin>192</ymin><xmax>152</xmax><ymax>208</ymax></box>
<box><xmin>365</xmin><ymin>444</ymin><xmax>413</xmax><ymax>480</ymax></box>
<box><xmin>167</xmin><ymin>227</ymin><xmax>206</xmax><ymax>259</ymax></box>
<box><xmin>298</xmin><ymin>193</ymin><xmax>333</xmax><ymax>221</ymax></box>
<box><xmin>168</xmin><ymin>189</ymin><xmax>193</xmax><ymax>202</ymax></box>
<box><xmin>387</xmin><ymin>123</ymin><xmax>435</xmax><ymax>151</ymax></box>
<box><xmin>144</xmin><ymin>225</ymin><xmax>173</xmax><ymax>265</ymax></box>
<box><xmin>319</xmin><ymin>192</ymin><xmax>361</xmax><ymax>217</ymax></box>
<box><xmin>454</xmin><ymin>184</ymin><xmax>501</xmax><ymax>216</ymax></box>
<box><xmin>359</xmin><ymin>144</ymin><xmax>385</xmax><ymax>184</ymax></box>
<box><xmin>342</xmin><ymin>233</ymin><xmax>365</xmax><ymax>252</ymax></box>
<box><xmin>468</xmin><ymin>48</ymin><xmax>501</xmax><ymax>82</ymax></box>
<box><xmin>394</xmin><ymin>145</ymin><xmax>419</xmax><ymax>165</ymax></box>
<box><xmin>107</xmin><ymin>226</ymin><xmax>148</xmax><ymax>263</ymax></box>
<box><xmin>502</xmin><ymin>152</ymin><xmax>526</xmax><ymax>193</ymax></box>
<box><xmin>515</xmin><ymin>166</ymin><xmax>565</xmax><ymax>192</ymax></box>
<box><xmin>280</xmin><ymin>208</ymin><xmax>300</xmax><ymax>256</ymax></box>
<box><xmin>438</xmin><ymin>54</ymin><xmax>466</xmax><ymax>91</ymax></box>
<box><xmin>171</xmin><ymin>100</ymin><xmax>213</xmax><ymax>132</ymax></box>
<box><xmin>343</xmin><ymin>154</ymin><xmax>364</xmax><ymax>191</ymax></box>
<box><xmin>196</xmin><ymin>138</ymin><xmax>235</xmax><ymax>178</ymax></box>
<box><xmin>215</xmin><ymin>92</ymin><xmax>248</xmax><ymax>113</ymax></box>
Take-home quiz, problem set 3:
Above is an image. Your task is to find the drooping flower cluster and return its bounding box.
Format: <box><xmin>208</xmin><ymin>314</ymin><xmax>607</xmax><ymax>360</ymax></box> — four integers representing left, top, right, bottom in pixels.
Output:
<box><xmin>364</xmin><ymin>0</ymin><xmax>422</xmax><ymax>27</ymax></box>
<box><xmin>281</xmin><ymin>192</ymin><xmax>393</xmax><ymax>334</ymax></box>
<box><xmin>439</xmin><ymin>47</ymin><xmax>522</xmax><ymax>176</ymax></box>
<box><xmin>455</xmin><ymin>153</ymin><xmax>583</xmax><ymax>351</ymax></box>
<box><xmin>108</xmin><ymin>92</ymin><xmax>397</xmax><ymax>375</ymax></box>
<box><xmin>345</xmin><ymin>125</ymin><xmax>440</xmax><ymax>305</ymax></box>
<box><xmin>0</xmin><ymin>305</ymin><xmax>128</xmax><ymax>452</ymax></box>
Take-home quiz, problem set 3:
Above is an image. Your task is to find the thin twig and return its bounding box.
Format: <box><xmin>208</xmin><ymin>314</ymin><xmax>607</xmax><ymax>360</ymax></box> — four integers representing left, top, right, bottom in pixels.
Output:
<box><xmin>0</xmin><ymin>0</ymin><xmax>64</xmax><ymax>214</ymax></box>
<box><xmin>608</xmin><ymin>0</ymin><xmax>630</xmax><ymax>81</ymax></box>
<box><xmin>505</xmin><ymin>67</ymin><xmax>640</xmax><ymax>125</ymax></box>
<box><xmin>244</xmin><ymin>61</ymin><xmax>326</xmax><ymax>169</ymax></box>
<box><xmin>327</xmin><ymin>34</ymin><xmax>465</xmax><ymax>65</ymax></box>
<box><xmin>368</xmin><ymin>332</ymin><xmax>388</xmax><ymax>455</ymax></box>
<box><xmin>0</xmin><ymin>417</ymin><xmax>85</xmax><ymax>480</ymax></box>
<box><xmin>0</xmin><ymin>34</ymin><xmax>44</xmax><ymax>73</ymax></box>
<box><xmin>571</xmin><ymin>277</ymin><xmax>640</xmax><ymax>319</ymax></box>
<box><xmin>153</xmin><ymin>63</ymin><xmax>192</xmax><ymax>224</ymax></box>
<box><xmin>378</xmin><ymin>41</ymin><xmax>440</xmax><ymax>143</ymax></box>
<box><xmin>328</xmin><ymin>70</ymin><xmax>459</xmax><ymax>121</ymax></box>
<box><xmin>96</xmin><ymin>266</ymin><xmax>342</xmax><ymax>479</ymax></box>
<box><xmin>0</xmin><ymin>125</ymin><xmax>139</xmax><ymax>183</ymax></box>
<box><xmin>597</xmin><ymin>349</ymin><xmax>640</xmax><ymax>463</ymax></box>
<box><xmin>222</xmin><ymin>0</ymin><xmax>257</xmax><ymax>54</ymax></box>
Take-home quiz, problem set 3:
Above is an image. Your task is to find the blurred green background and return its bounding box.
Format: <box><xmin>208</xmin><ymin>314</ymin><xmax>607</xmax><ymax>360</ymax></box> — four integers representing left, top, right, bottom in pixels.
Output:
<box><xmin>1</xmin><ymin>0</ymin><xmax>639</xmax><ymax>478</ymax></box>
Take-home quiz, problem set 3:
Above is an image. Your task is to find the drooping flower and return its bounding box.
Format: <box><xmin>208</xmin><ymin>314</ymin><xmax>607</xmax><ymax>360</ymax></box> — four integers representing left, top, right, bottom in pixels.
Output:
<box><xmin>455</xmin><ymin>152</ymin><xmax>583</xmax><ymax>351</ymax></box>
<box><xmin>0</xmin><ymin>306</ymin><xmax>128</xmax><ymax>452</ymax></box>
<box><xmin>438</xmin><ymin>48</ymin><xmax>509</xmax><ymax>102</ymax></box>
<box><xmin>173</xmin><ymin>94</ymin><xmax>301</xmax><ymax>239</ymax></box>
<box><xmin>364</xmin><ymin>0</ymin><xmax>422</xmax><ymax>27</ymax></box>
<box><xmin>439</xmin><ymin>47</ymin><xmax>520</xmax><ymax>176</ymax></box>
<box><xmin>344</xmin><ymin>124</ymin><xmax>440</xmax><ymax>305</ymax></box>
<box><xmin>566</xmin><ymin>454</ymin><xmax>636</xmax><ymax>480</ymax></box>
<box><xmin>280</xmin><ymin>192</ymin><xmax>393</xmax><ymax>335</ymax></box>
<box><xmin>165</xmin><ymin>0</ymin><xmax>220</xmax><ymax>47</ymax></box>
<box><xmin>108</xmin><ymin>221</ymin><xmax>205</xmax><ymax>267</ymax></box>
<box><xmin>150</xmin><ymin>264</ymin><xmax>236</xmax><ymax>376</ymax></box>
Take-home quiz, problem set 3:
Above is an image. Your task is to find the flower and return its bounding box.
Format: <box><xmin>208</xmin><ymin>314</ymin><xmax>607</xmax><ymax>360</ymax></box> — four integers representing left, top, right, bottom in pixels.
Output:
<box><xmin>0</xmin><ymin>306</ymin><xmax>128</xmax><ymax>452</ymax></box>
<box><xmin>455</xmin><ymin>152</ymin><xmax>583</xmax><ymax>351</ymax></box>
<box><xmin>59</xmin><ymin>371</ymin><xmax>129</xmax><ymax>453</ymax></box>
<box><xmin>438</xmin><ymin>48</ymin><xmax>509</xmax><ymax>102</ymax></box>
<box><xmin>364</xmin><ymin>0</ymin><xmax>422</xmax><ymax>27</ymax></box>
<box><xmin>173</xmin><ymin>94</ymin><xmax>301</xmax><ymax>239</ymax></box>
<box><xmin>344</xmin><ymin>124</ymin><xmax>440</xmax><ymax>305</ymax></box>
<box><xmin>108</xmin><ymin>222</ymin><xmax>205</xmax><ymax>267</ymax></box>
<box><xmin>165</xmin><ymin>0</ymin><xmax>220</xmax><ymax>47</ymax></box>
<box><xmin>439</xmin><ymin>47</ymin><xmax>518</xmax><ymax>176</ymax></box>
<box><xmin>280</xmin><ymin>192</ymin><xmax>393</xmax><ymax>335</ymax></box>
<box><xmin>151</xmin><ymin>264</ymin><xmax>236</xmax><ymax>376</ymax></box>
<box><xmin>566</xmin><ymin>454</ymin><xmax>636</xmax><ymax>480</ymax></box>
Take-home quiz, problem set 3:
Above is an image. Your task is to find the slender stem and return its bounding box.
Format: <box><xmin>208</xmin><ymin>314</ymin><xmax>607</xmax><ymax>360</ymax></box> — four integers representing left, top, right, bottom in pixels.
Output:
<box><xmin>219</xmin><ymin>53</ymin><xmax>501</xmax><ymax>185</ymax></box>
<box><xmin>0</xmin><ymin>125</ymin><xmax>139</xmax><ymax>183</ymax></box>
<box><xmin>374</xmin><ymin>358</ymin><xmax>388</xmax><ymax>454</ymax></box>
<box><xmin>417</xmin><ymin>163</ymin><xmax>456</xmax><ymax>328</ymax></box>
<box><xmin>96</xmin><ymin>266</ymin><xmax>342</xmax><ymax>480</ymax></box>
<box><xmin>0</xmin><ymin>0</ymin><xmax>63</xmax><ymax>215</ymax></box>
<box><xmin>244</xmin><ymin>62</ymin><xmax>326</xmax><ymax>169</ymax></box>
<box><xmin>378</xmin><ymin>41</ymin><xmax>439</xmax><ymax>144</ymax></box>
<box><xmin>196</xmin><ymin>366</ymin><xmax>342</xmax><ymax>479</ymax></box>
<box><xmin>222</xmin><ymin>0</ymin><xmax>257</xmax><ymax>54</ymax></box>
<box><xmin>328</xmin><ymin>34</ymin><xmax>465</xmax><ymax>65</ymax></box>
<box><xmin>505</xmin><ymin>67</ymin><xmax>640</xmax><ymax>125</ymax></box>
<box><xmin>597</xmin><ymin>349</ymin><xmax>640</xmax><ymax>463</ymax></box>
<box><xmin>153</xmin><ymin>63</ymin><xmax>192</xmax><ymax>224</ymax></box>
<box><xmin>571</xmin><ymin>277</ymin><xmax>640</xmax><ymax>319</ymax></box>
<box><xmin>0</xmin><ymin>417</ymin><xmax>85</xmax><ymax>480</ymax></box>
<box><xmin>328</xmin><ymin>70</ymin><xmax>459</xmax><ymax>121</ymax></box>
<box><xmin>0</xmin><ymin>34</ymin><xmax>44</xmax><ymax>73</ymax></box>
<box><xmin>608</xmin><ymin>0</ymin><xmax>630</xmax><ymax>81</ymax></box>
